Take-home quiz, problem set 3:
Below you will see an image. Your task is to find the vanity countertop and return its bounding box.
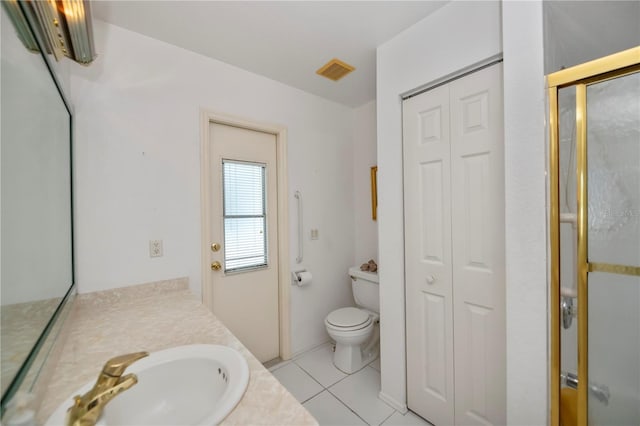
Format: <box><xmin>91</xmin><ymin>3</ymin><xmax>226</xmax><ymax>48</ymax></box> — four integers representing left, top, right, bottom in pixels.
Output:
<box><xmin>38</xmin><ymin>279</ymin><xmax>317</xmax><ymax>425</ymax></box>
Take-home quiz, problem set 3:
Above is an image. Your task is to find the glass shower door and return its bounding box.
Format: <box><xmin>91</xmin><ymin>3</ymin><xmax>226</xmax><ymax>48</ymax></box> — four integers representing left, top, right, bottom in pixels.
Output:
<box><xmin>548</xmin><ymin>47</ymin><xmax>640</xmax><ymax>426</ymax></box>
<box><xmin>586</xmin><ymin>72</ymin><xmax>640</xmax><ymax>425</ymax></box>
<box><xmin>557</xmin><ymin>84</ymin><xmax>579</xmax><ymax>426</ymax></box>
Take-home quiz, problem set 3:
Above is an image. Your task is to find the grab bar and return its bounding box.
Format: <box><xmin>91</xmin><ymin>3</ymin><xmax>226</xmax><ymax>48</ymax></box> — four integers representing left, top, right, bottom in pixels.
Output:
<box><xmin>295</xmin><ymin>191</ymin><xmax>303</xmax><ymax>263</ymax></box>
<box><xmin>561</xmin><ymin>371</ymin><xmax>610</xmax><ymax>406</ymax></box>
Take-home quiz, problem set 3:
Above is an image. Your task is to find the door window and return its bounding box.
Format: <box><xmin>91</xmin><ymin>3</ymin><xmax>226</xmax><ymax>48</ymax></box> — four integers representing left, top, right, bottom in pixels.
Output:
<box><xmin>222</xmin><ymin>160</ymin><xmax>268</xmax><ymax>272</ymax></box>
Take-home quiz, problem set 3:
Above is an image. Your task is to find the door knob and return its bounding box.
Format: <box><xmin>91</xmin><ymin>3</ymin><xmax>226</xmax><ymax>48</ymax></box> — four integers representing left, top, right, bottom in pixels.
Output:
<box><xmin>211</xmin><ymin>243</ymin><xmax>221</xmax><ymax>252</ymax></box>
<box><xmin>211</xmin><ymin>261</ymin><xmax>222</xmax><ymax>271</ymax></box>
<box><xmin>426</xmin><ymin>275</ymin><xmax>436</xmax><ymax>284</ymax></box>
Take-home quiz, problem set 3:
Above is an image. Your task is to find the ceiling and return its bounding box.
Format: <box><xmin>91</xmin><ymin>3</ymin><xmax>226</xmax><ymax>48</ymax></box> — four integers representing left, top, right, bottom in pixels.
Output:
<box><xmin>91</xmin><ymin>1</ymin><xmax>448</xmax><ymax>107</ymax></box>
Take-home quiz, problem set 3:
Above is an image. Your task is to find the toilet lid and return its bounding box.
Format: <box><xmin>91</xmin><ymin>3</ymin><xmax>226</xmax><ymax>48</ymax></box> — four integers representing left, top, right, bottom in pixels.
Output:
<box><xmin>327</xmin><ymin>307</ymin><xmax>370</xmax><ymax>328</ymax></box>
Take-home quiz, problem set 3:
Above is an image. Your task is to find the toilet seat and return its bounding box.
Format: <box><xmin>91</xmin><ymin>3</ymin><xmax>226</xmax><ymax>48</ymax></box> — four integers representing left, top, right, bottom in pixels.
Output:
<box><xmin>326</xmin><ymin>307</ymin><xmax>372</xmax><ymax>331</ymax></box>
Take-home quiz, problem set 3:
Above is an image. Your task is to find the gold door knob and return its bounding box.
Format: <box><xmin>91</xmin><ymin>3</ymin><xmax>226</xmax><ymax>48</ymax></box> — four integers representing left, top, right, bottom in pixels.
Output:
<box><xmin>211</xmin><ymin>243</ymin><xmax>221</xmax><ymax>252</ymax></box>
<box><xmin>211</xmin><ymin>261</ymin><xmax>222</xmax><ymax>271</ymax></box>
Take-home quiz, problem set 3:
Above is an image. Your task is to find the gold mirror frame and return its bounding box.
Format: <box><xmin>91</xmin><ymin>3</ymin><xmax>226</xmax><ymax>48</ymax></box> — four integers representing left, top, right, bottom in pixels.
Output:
<box><xmin>547</xmin><ymin>46</ymin><xmax>640</xmax><ymax>426</ymax></box>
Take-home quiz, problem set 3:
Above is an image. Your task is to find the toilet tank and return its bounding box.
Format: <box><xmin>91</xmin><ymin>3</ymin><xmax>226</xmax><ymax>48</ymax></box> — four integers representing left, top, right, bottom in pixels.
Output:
<box><xmin>349</xmin><ymin>267</ymin><xmax>379</xmax><ymax>314</ymax></box>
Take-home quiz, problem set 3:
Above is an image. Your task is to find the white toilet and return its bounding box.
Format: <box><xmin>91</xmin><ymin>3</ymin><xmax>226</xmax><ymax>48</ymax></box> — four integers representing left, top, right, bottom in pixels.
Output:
<box><xmin>325</xmin><ymin>267</ymin><xmax>380</xmax><ymax>374</ymax></box>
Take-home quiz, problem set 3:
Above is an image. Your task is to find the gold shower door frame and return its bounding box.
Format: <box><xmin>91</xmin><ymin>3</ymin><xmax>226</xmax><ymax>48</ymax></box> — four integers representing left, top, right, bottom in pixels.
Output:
<box><xmin>548</xmin><ymin>46</ymin><xmax>640</xmax><ymax>426</ymax></box>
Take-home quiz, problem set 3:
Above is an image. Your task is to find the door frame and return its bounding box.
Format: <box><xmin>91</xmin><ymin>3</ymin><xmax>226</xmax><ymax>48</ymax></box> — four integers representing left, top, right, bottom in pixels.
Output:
<box><xmin>199</xmin><ymin>109</ymin><xmax>291</xmax><ymax>360</ymax></box>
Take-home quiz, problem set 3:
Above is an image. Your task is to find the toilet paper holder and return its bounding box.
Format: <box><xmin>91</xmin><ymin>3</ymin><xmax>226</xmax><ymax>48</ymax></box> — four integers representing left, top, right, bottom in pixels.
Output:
<box><xmin>291</xmin><ymin>268</ymin><xmax>309</xmax><ymax>286</ymax></box>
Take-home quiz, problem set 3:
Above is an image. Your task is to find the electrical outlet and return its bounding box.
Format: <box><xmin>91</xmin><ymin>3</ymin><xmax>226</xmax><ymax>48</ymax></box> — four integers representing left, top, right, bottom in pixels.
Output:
<box><xmin>149</xmin><ymin>240</ymin><xmax>163</xmax><ymax>257</ymax></box>
<box><xmin>310</xmin><ymin>229</ymin><xmax>319</xmax><ymax>240</ymax></box>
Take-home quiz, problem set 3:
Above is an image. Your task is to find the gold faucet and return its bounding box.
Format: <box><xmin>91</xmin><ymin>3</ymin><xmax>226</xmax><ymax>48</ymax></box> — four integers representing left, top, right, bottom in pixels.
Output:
<box><xmin>66</xmin><ymin>351</ymin><xmax>149</xmax><ymax>426</ymax></box>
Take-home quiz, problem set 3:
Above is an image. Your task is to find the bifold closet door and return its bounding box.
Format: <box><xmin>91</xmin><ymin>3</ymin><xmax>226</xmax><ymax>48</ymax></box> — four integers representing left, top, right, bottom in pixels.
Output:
<box><xmin>450</xmin><ymin>64</ymin><xmax>505</xmax><ymax>426</ymax></box>
<box><xmin>403</xmin><ymin>63</ymin><xmax>505</xmax><ymax>426</ymax></box>
<box><xmin>403</xmin><ymin>84</ymin><xmax>455</xmax><ymax>426</ymax></box>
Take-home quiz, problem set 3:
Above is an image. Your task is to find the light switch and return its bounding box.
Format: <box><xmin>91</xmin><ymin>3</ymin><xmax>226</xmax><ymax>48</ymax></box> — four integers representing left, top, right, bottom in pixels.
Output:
<box><xmin>310</xmin><ymin>229</ymin><xmax>319</xmax><ymax>240</ymax></box>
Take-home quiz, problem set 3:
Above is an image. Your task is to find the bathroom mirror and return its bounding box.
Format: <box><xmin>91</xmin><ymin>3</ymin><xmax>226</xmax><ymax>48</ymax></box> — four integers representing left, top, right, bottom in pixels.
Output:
<box><xmin>1</xmin><ymin>2</ymin><xmax>74</xmax><ymax>408</ymax></box>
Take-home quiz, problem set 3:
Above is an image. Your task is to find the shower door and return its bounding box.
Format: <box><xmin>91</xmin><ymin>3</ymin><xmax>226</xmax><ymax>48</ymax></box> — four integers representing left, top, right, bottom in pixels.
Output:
<box><xmin>548</xmin><ymin>47</ymin><xmax>640</xmax><ymax>426</ymax></box>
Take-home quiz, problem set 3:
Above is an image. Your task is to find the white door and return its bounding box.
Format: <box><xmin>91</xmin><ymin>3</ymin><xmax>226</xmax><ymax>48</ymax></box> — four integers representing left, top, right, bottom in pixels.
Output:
<box><xmin>209</xmin><ymin>122</ymin><xmax>279</xmax><ymax>363</ymax></box>
<box><xmin>403</xmin><ymin>84</ymin><xmax>455</xmax><ymax>426</ymax></box>
<box><xmin>403</xmin><ymin>63</ymin><xmax>505</xmax><ymax>426</ymax></box>
<box><xmin>450</xmin><ymin>65</ymin><xmax>505</xmax><ymax>426</ymax></box>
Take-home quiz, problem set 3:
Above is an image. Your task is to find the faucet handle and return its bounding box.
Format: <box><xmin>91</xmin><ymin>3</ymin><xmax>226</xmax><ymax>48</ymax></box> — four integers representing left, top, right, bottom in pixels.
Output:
<box><xmin>101</xmin><ymin>351</ymin><xmax>149</xmax><ymax>377</ymax></box>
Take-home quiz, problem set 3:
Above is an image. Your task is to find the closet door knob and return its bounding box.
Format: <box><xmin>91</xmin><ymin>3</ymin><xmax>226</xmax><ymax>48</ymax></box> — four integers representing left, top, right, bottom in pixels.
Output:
<box><xmin>426</xmin><ymin>275</ymin><xmax>436</xmax><ymax>284</ymax></box>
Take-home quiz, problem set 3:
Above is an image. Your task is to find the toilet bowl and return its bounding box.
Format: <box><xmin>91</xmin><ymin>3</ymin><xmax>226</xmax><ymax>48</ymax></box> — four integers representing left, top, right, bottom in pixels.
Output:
<box><xmin>325</xmin><ymin>307</ymin><xmax>379</xmax><ymax>374</ymax></box>
<box><xmin>325</xmin><ymin>268</ymin><xmax>380</xmax><ymax>374</ymax></box>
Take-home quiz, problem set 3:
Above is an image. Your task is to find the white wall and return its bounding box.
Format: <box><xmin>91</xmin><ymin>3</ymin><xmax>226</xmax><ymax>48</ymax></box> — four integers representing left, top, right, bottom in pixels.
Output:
<box><xmin>69</xmin><ymin>20</ymin><xmax>356</xmax><ymax>355</ymax></box>
<box><xmin>544</xmin><ymin>0</ymin><xmax>640</xmax><ymax>74</ymax></box>
<box><xmin>352</xmin><ymin>100</ymin><xmax>378</xmax><ymax>265</ymax></box>
<box><xmin>502</xmin><ymin>1</ymin><xmax>548</xmax><ymax>424</ymax></box>
<box><xmin>376</xmin><ymin>1</ymin><xmax>502</xmax><ymax>412</ymax></box>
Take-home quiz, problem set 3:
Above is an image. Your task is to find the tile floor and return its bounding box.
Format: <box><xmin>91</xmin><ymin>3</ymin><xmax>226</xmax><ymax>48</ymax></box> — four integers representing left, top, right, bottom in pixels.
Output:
<box><xmin>270</xmin><ymin>343</ymin><xmax>432</xmax><ymax>426</ymax></box>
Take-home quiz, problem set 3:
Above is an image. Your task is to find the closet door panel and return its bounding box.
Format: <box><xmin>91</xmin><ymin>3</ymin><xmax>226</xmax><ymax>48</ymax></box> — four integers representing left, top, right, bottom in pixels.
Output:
<box><xmin>403</xmin><ymin>85</ymin><xmax>455</xmax><ymax>426</ymax></box>
<box><xmin>451</xmin><ymin>64</ymin><xmax>506</xmax><ymax>426</ymax></box>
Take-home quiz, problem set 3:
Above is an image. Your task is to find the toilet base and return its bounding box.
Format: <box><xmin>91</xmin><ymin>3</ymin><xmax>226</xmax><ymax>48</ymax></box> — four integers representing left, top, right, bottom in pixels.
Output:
<box><xmin>333</xmin><ymin>342</ymin><xmax>379</xmax><ymax>374</ymax></box>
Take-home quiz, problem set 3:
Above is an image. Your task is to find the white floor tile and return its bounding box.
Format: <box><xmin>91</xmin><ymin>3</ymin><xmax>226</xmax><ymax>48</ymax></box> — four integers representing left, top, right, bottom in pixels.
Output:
<box><xmin>381</xmin><ymin>411</ymin><xmax>433</xmax><ymax>426</ymax></box>
<box><xmin>369</xmin><ymin>356</ymin><xmax>381</xmax><ymax>372</ymax></box>
<box><xmin>329</xmin><ymin>367</ymin><xmax>394</xmax><ymax>426</ymax></box>
<box><xmin>295</xmin><ymin>343</ymin><xmax>348</xmax><ymax>388</ymax></box>
<box><xmin>304</xmin><ymin>391</ymin><xmax>367</xmax><ymax>426</ymax></box>
<box><xmin>271</xmin><ymin>362</ymin><xmax>323</xmax><ymax>403</ymax></box>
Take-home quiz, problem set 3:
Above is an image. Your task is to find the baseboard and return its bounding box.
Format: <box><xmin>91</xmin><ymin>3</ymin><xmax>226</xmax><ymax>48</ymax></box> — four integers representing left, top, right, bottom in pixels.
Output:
<box><xmin>378</xmin><ymin>391</ymin><xmax>408</xmax><ymax>413</ymax></box>
<box><xmin>291</xmin><ymin>339</ymin><xmax>332</xmax><ymax>359</ymax></box>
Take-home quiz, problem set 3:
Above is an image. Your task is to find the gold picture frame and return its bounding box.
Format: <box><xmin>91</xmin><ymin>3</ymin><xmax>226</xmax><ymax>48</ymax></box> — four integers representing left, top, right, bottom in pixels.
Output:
<box><xmin>371</xmin><ymin>166</ymin><xmax>378</xmax><ymax>220</ymax></box>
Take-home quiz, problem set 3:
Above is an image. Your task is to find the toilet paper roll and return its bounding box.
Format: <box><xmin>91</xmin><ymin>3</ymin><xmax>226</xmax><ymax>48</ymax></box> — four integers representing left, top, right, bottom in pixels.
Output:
<box><xmin>296</xmin><ymin>271</ymin><xmax>312</xmax><ymax>286</ymax></box>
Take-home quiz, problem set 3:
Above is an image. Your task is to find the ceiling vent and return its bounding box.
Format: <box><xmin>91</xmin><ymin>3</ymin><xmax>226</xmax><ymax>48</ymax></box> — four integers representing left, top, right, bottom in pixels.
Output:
<box><xmin>316</xmin><ymin>58</ymin><xmax>355</xmax><ymax>81</ymax></box>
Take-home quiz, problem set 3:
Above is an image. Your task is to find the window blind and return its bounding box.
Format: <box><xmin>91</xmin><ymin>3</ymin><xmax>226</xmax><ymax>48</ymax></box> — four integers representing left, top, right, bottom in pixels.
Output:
<box><xmin>222</xmin><ymin>160</ymin><xmax>267</xmax><ymax>272</ymax></box>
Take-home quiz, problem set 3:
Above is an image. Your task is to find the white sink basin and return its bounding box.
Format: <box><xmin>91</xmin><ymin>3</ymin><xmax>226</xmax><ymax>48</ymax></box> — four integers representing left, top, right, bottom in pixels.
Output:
<box><xmin>46</xmin><ymin>344</ymin><xmax>250</xmax><ymax>426</ymax></box>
